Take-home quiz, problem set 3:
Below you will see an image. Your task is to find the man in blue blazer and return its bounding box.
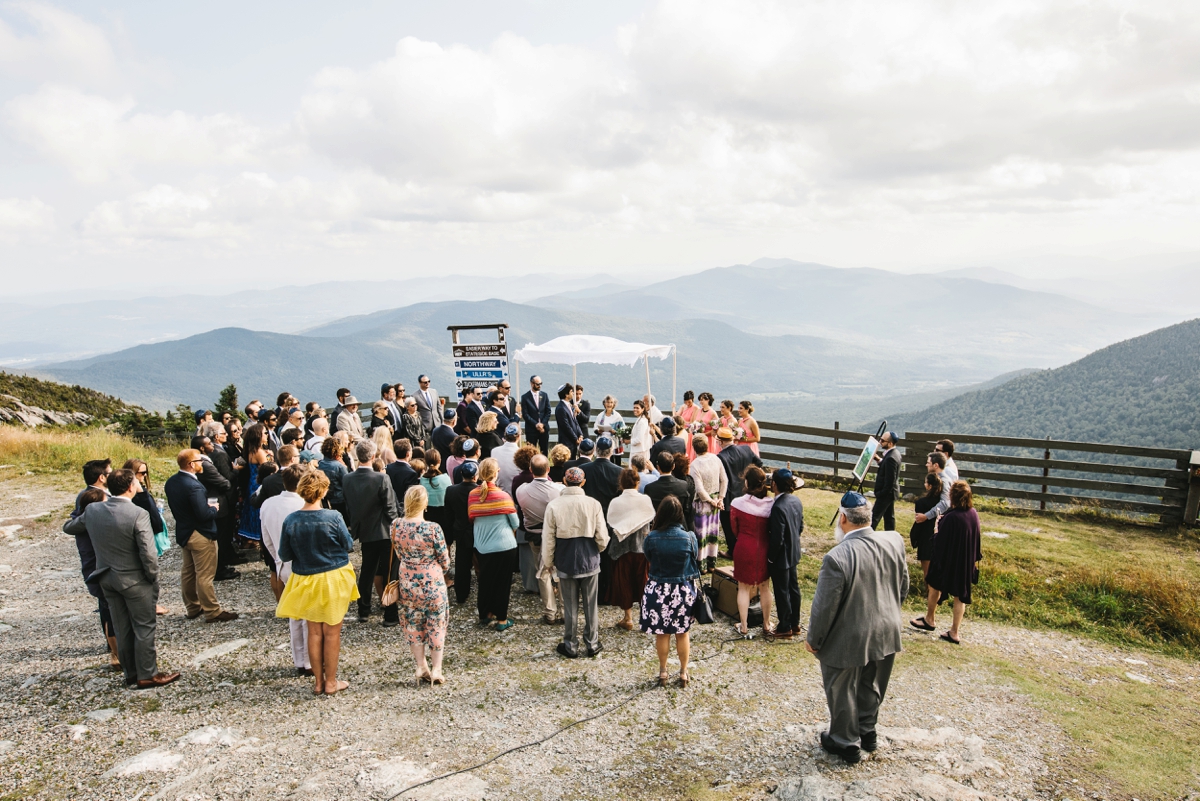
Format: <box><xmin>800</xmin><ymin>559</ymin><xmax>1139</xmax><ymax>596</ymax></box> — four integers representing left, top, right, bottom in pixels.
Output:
<box><xmin>521</xmin><ymin>375</ymin><xmax>551</xmax><ymax>454</ymax></box>
<box><xmin>164</xmin><ymin>449</ymin><xmax>238</xmax><ymax>623</ymax></box>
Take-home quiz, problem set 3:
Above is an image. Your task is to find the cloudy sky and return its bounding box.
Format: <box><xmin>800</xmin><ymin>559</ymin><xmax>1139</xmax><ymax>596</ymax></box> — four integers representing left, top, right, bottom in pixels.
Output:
<box><xmin>2</xmin><ymin>0</ymin><xmax>1198</xmax><ymax>294</ymax></box>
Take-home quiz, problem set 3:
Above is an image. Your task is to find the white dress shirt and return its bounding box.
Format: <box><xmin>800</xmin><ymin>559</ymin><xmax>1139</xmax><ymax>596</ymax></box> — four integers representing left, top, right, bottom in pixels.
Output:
<box><xmin>260</xmin><ymin>491</ymin><xmax>305</xmax><ymax>580</ymax></box>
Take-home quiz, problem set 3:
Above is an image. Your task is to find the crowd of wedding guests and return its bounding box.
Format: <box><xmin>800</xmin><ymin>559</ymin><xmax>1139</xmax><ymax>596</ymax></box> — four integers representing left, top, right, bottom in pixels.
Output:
<box><xmin>61</xmin><ymin>374</ymin><xmax>981</xmax><ymax>759</ymax></box>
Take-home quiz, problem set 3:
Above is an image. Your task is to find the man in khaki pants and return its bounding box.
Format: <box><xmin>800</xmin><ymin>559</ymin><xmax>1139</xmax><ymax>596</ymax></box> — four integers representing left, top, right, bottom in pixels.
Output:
<box><xmin>164</xmin><ymin>449</ymin><xmax>238</xmax><ymax>623</ymax></box>
<box><xmin>514</xmin><ymin>454</ymin><xmax>563</xmax><ymax>624</ymax></box>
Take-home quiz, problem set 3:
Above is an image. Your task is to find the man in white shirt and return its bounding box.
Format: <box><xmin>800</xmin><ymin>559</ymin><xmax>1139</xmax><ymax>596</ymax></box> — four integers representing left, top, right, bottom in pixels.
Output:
<box><xmin>914</xmin><ymin>452</ymin><xmax>953</xmax><ymax>528</ymax></box>
<box><xmin>935</xmin><ymin>439</ymin><xmax>960</xmax><ymax>483</ymax></box>
<box><xmin>260</xmin><ymin>465</ymin><xmax>309</xmax><ymax>675</ymax></box>
<box><xmin>516</xmin><ymin>455</ymin><xmax>564</xmax><ymax>624</ymax></box>
<box><xmin>305</xmin><ymin>417</ymin><xmax>330</xmax><ymax>453</ymax></box>
<box><xmin>494</xmin><ymin>424</ymin><xmax>522</xmax><ymax>493</ymax></box>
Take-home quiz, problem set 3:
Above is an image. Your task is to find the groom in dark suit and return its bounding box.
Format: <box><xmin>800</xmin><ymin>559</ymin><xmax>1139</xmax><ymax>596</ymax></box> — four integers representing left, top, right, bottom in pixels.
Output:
<box><xmin>521</xmin><ymin>375</ymin><xmax>551</xmax><ymax>454</ymax></box>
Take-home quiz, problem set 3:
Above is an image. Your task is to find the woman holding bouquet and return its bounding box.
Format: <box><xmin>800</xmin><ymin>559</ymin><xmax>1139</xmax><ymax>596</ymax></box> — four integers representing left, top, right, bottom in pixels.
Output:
<box><xmin>594</xmin><ymin>395</ymin><xmax>626</xmax><ymax>465</ymax></box>
<box><xmin>695</xmin><ymin>393</ymin><xmax>719</xmax><ymax>455</ymax></box>
<box><xmin>717</xmin><ymin>400</ymin><xmax>738</xmax><ymax>453</ymax></box>
<box><xmin>736</xmin><ymin>401</ymin><xmax>761</xmax><ymax>456</ymax></box>
<box><xmin>678</xmin><ymin>391</ymin><xmax>700</xmax><ymax>460</ymax></box>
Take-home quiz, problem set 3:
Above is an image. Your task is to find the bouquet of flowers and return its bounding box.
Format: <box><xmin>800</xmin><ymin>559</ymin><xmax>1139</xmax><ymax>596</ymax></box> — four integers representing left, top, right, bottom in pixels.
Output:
<box><xmin>705</xmin><ymin>417</ymin><xmax>723</xmax><ymax>436</ymax></box>
<box><xmin>732</xmin><ymin>425</ymin><xmax>747</xmax><ymax>442</ymax></box>
<box><xmin>610</xmin><ymin>420</ymin><xmax>629</xmax><ymax>438</ymax></box>
<box><xmin>687</xmin><ymin>419</ymin><xmax>706</xmax><ymax>436</ymax></box>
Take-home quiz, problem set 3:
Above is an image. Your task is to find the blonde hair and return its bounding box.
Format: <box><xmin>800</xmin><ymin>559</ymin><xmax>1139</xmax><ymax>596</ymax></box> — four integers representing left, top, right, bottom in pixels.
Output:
<box><xmin>371</xmin><ymin>426</ymin><xmax>396</xmax><ymax>458</ymax></box>
<box><xmin>477</xmin><ymin>457</ymin><xmax>499</xmax><ymax>484</ymax></box>
<box><xmin>404</xmin><ymin>484</ymin><xmax>428</xmax><ymax>518</ymax></box>
<box><xmin>477</xmin><ymin>411</ymin><xmax>498</xmax><ymax>434</ymax></box>
<box><xmin>549</xmin><ymin>444</ymin><xmax>571</xmax><ymax>466</ymax></box>
<box><xmin>296</xmin><ymin>470</ymin><xmax>330</xmax><ymax>504</ymax></box>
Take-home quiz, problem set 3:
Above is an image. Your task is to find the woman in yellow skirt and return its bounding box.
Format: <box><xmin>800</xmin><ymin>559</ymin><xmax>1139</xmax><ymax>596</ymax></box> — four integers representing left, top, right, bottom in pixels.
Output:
<box><xmin>277</xmin><ymin>470</ymin><xmax>360</xmax><ymax>695</ymax></box>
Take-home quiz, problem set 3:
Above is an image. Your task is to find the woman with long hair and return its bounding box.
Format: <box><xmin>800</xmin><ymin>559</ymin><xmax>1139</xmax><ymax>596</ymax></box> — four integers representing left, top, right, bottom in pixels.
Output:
<box><xmin>909</xmin><ymin>473</ymin><xmax>942</xmax><ymax>578</ymax></box>
<box><xmin>730</xmin><ymin>466</ymin><xmax>774</xmax><ymax>636</ymax></box>
<box><xmin>238</xmin><ymin>423</ymin><xmax>269</xmax><ymax>541</ymax></box>
<box><xmin>123</xmin><ymin>458</ymin><xmax>169</xmax><ymax>615</ymax></box>
<box><xmin>736</xmin><ymin>401</ymin><xmax>761</xmax><ymax>455</ymax></box>
<box><xmin>641</xmin><ymin>496</ymin><xmax>700</xmax><ymax>687</ymax></box>
<box><xmin>605</xmin><ymin>467</ymin><xmax>654</xmax><ymax>631</ymax></box>
<box><xmin>276</xmin><ymin>470</ymin><xmax>360</xmax><ymax>695</ymax></box>
<box><xmin>629</xmin><ymin>399</ymin><xmax>655</xmax><ymax>463</ymax></box>
<box><xmin>371</xmin><ymin>426</ymin><xmax>397</xmax><ymax>466</ymax></box>
<box><xmin>913</xmin><ymin>481</ymin><xmax>982</xmax><ymax>644</ymax></box>
<box><xmin>420</xmin><ymin>448</ymin><xmax>453</xmax><ymax>538</ymax></box>
<box><xmin>467</xmin><ymin>458</ymin><xmax>520</xmax><ymax>632</ymax></box>
<box><xmin>393</xmin><ymin>485</ymin><xmax>451</xmax><ymax>685</ymax></box>
<box><xmin>677</xmin><ymin>391</ymin><xmax>700</xmax><ymax>460</ymax></box>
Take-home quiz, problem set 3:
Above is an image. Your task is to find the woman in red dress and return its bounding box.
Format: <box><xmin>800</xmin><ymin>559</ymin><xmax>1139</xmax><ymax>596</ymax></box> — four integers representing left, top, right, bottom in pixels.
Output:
<box><xmin>730</xmin><ymin>466</ymin><xmax>774</xmax><ymax>636</ymax></box>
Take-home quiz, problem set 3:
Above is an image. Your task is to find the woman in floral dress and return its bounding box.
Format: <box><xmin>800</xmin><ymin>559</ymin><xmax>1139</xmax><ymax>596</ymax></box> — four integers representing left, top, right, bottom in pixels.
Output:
<box><xmin>640</xmin><ymin>496</ymin><xmax>701</xmax><ymax>688</ymax></box>
<box><xmin>391</xmin><ymin>485</ymin><xmax>451</xmax><ymax>685</ymax></box>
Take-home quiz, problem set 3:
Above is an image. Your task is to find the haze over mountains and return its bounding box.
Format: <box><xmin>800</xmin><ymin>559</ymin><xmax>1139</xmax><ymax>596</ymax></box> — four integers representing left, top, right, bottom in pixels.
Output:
<box><xmin>19</xmin><ymin>259</ymin><xmax>1195</xmax><ymax>431</ymax></box>
<box><xmin>883</xmin><ymin>318</ymin><xmax>1200</xmax><ymax>450</ymax></box>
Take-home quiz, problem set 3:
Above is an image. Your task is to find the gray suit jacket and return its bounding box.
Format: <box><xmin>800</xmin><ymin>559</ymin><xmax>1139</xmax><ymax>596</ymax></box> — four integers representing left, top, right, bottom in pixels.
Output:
<box><xmin>342</xmin><ymin>466</ymin><xmax>400</xmax><ymax>544</ymax></box>
<box><xmin>413</xmin><ymin>388</ymin><xmax>440</xmax><ymax>435</ymax></box>
<box><xmin>806</xmin><ymin>525</ymin><xmax>909</xmax><ymax>669</ymax></box>
<box><xmin>63</xmin><ymin>496</ymin><xmax>158</xmax><ymax>588</ymax></box>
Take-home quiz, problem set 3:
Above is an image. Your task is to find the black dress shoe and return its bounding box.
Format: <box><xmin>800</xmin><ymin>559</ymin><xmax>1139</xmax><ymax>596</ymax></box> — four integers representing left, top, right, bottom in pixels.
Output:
<box><xmin>214</xmin><ymin>567</ymin><xmax>238</xmax><ymax>581</ymax></box>
<box><xmin>860</xmin><ymin>731</ymin><xmax>877</xmax><ymax>752</ymax></box>
<box><xmin>586</xmin><ymin>642</ymin><xmax>603</xmax><ymax>658</ymax></box>
<box><xmin>819</xmin><ymin>731</ymin><xmax>861</xmax><ymax>764</ymax></box>
<box><xmin>556</xmin><ymin>642</ymin><xmax>578</xmax><ymax>659</ymax></box>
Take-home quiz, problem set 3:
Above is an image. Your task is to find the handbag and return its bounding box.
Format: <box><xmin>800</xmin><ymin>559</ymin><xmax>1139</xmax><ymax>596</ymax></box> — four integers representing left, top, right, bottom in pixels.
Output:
<box><xmin>379</xmin><ymin>544</ymin><xmax>401</xmax><ymax>607</ymax></box>
<box><xmin>154</xmin><ymin>519</ymin><xmax>171</xmax><ymax>557</ymax></box>
<box><xmin>691</xmin><ymin>579</ymin><xmax>715</xmax><ymax>625</ymax></box>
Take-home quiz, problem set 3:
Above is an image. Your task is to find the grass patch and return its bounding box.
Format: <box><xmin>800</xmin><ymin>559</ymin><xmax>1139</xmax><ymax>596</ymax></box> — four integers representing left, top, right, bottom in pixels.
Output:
<box><xmin>795</xmin><ymin>488</ymin><xmax>1200</xmax><ymax>658</ymax></box>
<box><xmin>0</xmin><ymin>426</ymin><xmax>178</xmax><ymax>486</ymax></box>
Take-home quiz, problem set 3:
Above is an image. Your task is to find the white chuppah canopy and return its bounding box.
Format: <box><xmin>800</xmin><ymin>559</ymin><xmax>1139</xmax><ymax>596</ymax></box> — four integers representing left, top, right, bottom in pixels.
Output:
<box><xmin>512</xmin><ymin>335</ymin><xmax>677</xmax><ymax>406</ymax></box>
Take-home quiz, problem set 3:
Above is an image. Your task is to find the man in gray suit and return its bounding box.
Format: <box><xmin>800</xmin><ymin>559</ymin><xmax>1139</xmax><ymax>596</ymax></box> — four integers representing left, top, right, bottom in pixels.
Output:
<box><xmin>64</xmin><ymin>469</ymin><xmax>181</xmax><ymax>689</ymax></box>
<box><xmin>412</xmin><ymin>374</ymin><xmax>442</xmax><ymax>436</ymax></box>
<box><xmin>805</xmin><ymin>491</ymin><xmax>908</xmax><ymax>764</ymax></box>
<box><xmin>342</xmin><ymin>439</ymin><xmax>401</xmax><ymax>626</ymax></box>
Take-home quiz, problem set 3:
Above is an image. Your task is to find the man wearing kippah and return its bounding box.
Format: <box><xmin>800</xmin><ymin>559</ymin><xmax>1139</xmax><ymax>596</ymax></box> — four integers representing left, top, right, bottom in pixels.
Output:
<box><xmin>541</xmin><ymin>467</ymin><xmax>609</xmax><ymax>658</ymax></box>
<box><xmin>806</xmin><ymin>491</ymin><xmax>909</xmax><ymax>765</ymax></box>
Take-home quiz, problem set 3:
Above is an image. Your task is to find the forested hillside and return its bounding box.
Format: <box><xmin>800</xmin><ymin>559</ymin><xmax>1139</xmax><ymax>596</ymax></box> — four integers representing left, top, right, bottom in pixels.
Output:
<box><xmin>885</xmin><ymin>319</ymin><xmax>1200</xmax><ymax>449</ymax></box>
<box><xmin>0</xmin><ymin>371</ymin><xmax>131</xmax><ymax>418</ymax></box>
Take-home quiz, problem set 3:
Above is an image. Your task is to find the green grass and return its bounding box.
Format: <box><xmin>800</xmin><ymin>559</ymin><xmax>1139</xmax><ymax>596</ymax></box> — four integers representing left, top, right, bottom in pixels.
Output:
<box><xmin>794</xmin><ymin>488</ymin><xmax>1200</xmax><ymax>659</ymax></box>
<box><xmin>0</xmin><ymin>371</ymin><xmax>132</xmax><ymax>417</ymax></box>
<box><xmin>0</xmin><ymin>426</ymin><xmax>180</xmax><ymax>491</ymax></box>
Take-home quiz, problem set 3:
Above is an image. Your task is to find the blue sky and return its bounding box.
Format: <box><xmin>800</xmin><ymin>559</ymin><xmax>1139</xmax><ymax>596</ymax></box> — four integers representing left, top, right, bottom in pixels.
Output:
<box><xmin>2</xmin><ymin>1</ymin><xmax>1199</xmax><ymax>294</ymax></box>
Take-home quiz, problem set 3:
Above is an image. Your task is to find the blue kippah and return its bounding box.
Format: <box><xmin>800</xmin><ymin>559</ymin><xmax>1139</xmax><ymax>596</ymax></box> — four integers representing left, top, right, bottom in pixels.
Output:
<box><xmin>596</xmin><ymin>436</ymin><xmax>613</xmax><ymax>450</ymax></box>
<box><xmin>579</xmin><ymin>438</ymin><xmax>595</xmax><ymax>453</ymax></box>
<box><xmin>840</xmin><ymin>491</ymin><xmax>869</xmax><ymax>508</ymax></box>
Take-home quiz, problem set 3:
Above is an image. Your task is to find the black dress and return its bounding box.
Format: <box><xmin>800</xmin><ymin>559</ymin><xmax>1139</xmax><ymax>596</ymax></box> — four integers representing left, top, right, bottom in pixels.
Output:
<box><xmin>909</xmin><ymin>494</ymin><xmax>939</xmax><ymax>561</ymax></box>
<box><xmin>477</xmin><ymin>431</ymin><xmax>503</xmax><ymax>460</ymax></box>
<box><xmin>925</xmin><ymin>508</ymin><xmax>982</xmax><ymax>604</ymax></box>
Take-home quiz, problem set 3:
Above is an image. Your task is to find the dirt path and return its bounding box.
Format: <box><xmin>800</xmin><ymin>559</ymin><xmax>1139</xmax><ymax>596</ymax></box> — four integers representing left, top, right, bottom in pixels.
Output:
<box><xmin>2</xmin><ymin>484</ymin><xmax>1186</xmax><ymax>800</ymax></box>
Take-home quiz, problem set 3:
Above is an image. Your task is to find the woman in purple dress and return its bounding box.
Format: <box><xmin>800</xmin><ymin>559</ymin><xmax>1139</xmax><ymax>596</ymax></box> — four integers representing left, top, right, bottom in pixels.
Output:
<box><xmin>915</xmin><ymin>481</ymin><xmax>982</xmax><ymax>645</ymax></box>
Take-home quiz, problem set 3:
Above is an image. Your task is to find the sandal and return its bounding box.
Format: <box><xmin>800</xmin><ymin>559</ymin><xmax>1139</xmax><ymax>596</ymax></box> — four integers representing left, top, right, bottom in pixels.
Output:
<box><xmin>324</xmin><ymin>679</ymin><xmax>350</xmax><ymax>695</ymax></box>
<box><xmin>658</xmin><ymin>672</ymin><xmax>670</xmax><ymax>687</ymax></box>
<box><xmin>939</xmin><ymin>632</ymin><xmax>961</xmax><ymax>645</ymax></box>
<box><xmin>679</xmin><ymin>670</ymin><xmax>689</xmax><ymax>688</ymax></box>
<box><xmin>430</xmin><ymin>672</ymin><xmax>445</xmax><ymax>686</ymax></box>
<box><xmin>910</xmin><ymin>617</ymin><xmax>936</xmax><ymax>631</ymax></box>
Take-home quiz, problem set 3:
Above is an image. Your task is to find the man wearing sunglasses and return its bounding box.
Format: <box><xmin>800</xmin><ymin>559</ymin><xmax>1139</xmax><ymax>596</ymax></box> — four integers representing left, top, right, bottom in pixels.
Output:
<box><xmin>164</xmin><ymin>449</ymin><xmax>239</xmax><ymax>624</ymax></box>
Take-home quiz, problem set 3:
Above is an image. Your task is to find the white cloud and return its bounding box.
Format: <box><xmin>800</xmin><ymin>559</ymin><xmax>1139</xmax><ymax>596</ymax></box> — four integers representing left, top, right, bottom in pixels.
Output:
<box><xmin>0</xmin><ymin>2</ymin><xmax>117</xmax><ymax>86</ymax></box>
<box><xmin>4</xmin><ymin>85</ymin><xmax>270</xmax><ymax>182</ymax></box>
<box><xmin>6</xmin><ymin>0</ymin><xmax>1200</xmax><ymax>279</ymax></box>
<box><xmin>0</xmin><ymin>196</ymin><xmax>54</xmax><ymax>241</ymax></box>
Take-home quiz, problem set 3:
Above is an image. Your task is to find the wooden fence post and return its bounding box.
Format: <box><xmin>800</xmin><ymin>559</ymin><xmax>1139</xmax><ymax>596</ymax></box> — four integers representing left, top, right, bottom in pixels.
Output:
<box><xmin>1186</xmin><ymin>451</ymin><xmax>1200</xmax><ymax>526</ymax></box>
<box><xmin>1041</xmin><ymin>437</ymin><xmax>1051</xmax><ymax>511</ymax></box>
<box><xmin>833</xmin><ymin>421</ymin><xmax>840</xmax><ymax>480</ymax></box>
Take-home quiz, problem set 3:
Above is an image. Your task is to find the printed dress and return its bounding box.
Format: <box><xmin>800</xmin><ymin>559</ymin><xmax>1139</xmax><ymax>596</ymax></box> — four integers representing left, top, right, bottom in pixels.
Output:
<box><xmin>391</xmin><ymin>519</ymin><xmax>451</xmax><ymax>652</ymax></box>
<box><xmin>639</xmin><ymin>580</ymin><xmax>698</xmax><ymax>635</ymax></box>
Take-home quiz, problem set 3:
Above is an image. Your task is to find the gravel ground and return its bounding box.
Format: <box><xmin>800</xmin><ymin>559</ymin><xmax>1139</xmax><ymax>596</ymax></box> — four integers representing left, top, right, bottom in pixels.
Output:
<box><xmin>0</xmin><ymin>476</ymin><xmax>1153</xmax><ymax>800</ymax></box>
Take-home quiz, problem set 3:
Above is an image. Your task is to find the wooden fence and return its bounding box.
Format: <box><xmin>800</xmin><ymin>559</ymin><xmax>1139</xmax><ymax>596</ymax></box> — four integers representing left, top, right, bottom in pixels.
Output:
<box><xmin>535</xmin><ymin>407</ymin><xmax>1199</xmax><ymax>525</ymax></box>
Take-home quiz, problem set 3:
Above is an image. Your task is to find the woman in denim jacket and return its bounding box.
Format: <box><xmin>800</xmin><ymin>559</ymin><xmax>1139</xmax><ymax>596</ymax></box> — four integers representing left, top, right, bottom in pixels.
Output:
<box><xmin>640</xmin><ymin>496</ymin><xmax>701</xmax><ymax>687</ymax></box>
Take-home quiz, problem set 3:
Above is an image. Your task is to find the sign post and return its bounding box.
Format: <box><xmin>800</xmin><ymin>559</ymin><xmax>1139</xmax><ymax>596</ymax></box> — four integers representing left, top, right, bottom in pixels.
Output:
<box><xmin>448</xmin><ymin>324</ymin><xmax>509</xmax><ymax>402</ymax></box>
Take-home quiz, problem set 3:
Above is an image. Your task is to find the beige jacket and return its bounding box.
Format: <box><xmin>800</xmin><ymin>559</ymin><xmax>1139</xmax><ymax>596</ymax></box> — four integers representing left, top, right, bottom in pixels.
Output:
<box><xmin>541</xmin><ymin>487</ymin><xmax>609</xmax><ymax>576</ymax></box>
<box><xmin>337</xmin><ymin>409</ymin><xmax>366</xmax><ymax>441</ymax></box>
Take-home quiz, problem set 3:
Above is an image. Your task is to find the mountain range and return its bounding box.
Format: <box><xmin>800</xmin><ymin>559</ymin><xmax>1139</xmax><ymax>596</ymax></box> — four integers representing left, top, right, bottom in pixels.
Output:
<box><xmin>22</xmin><ymin>259</ymin><xmax>1188</xmax><ymax>432</ymax></box>
<box><xmin>882</xmin><ymin>318</ymin><xmax>1200</xmax><ymax>450</ymax></box>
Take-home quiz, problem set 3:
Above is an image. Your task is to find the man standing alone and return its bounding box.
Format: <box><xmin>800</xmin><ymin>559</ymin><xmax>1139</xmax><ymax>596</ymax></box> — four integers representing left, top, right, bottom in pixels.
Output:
<box><xmin>521</xmin><ymin>375</ymin><xmax>551</xmax><ymax>455</ymax></box>
<box><xmin>64</xmin><ymin>469</ymin><xmax>180</xmax><ymax>689</ymax></box>
<box><xmin>806</xmin><ymin>492</ymin><xmax>908</xmax><ymax>764</ymax></box>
